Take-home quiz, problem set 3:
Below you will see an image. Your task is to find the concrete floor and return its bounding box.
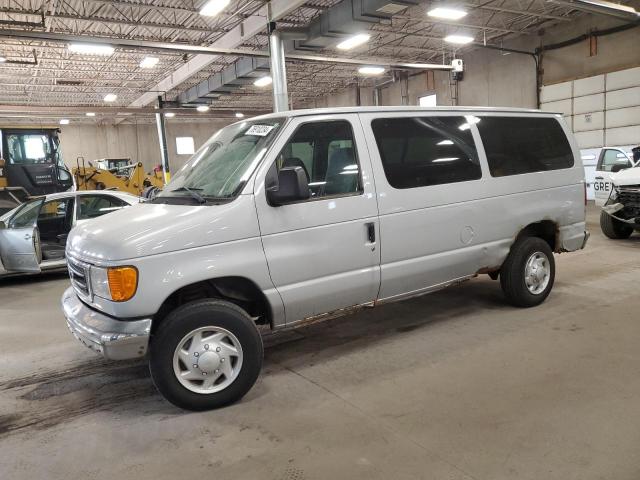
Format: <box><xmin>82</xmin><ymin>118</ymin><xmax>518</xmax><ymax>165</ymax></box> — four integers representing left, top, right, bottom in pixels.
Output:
<box><xmin>1</xmin><ymin>204</ymin><xmax>639</xmax><ymax>480</ymax></box>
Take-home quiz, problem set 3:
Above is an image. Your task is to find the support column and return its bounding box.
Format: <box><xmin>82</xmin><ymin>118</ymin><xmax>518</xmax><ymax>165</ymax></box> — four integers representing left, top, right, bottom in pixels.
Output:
<box><xmin>155</xmin><ymin>95</ymin><xmax>171</xmax><ymax>183</ymax></box>
<box><xmin>268</xmin><ymin>22</ymin><xmax>289</xmax><ymax>112</ymax></box>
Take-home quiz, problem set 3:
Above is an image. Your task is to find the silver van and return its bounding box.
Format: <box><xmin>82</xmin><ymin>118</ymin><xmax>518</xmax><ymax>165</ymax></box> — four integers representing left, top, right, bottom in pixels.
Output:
<box><xmin>61</xmin><ymin>107</ymin><xmax>589</xmax><ymax>410</ymax></box>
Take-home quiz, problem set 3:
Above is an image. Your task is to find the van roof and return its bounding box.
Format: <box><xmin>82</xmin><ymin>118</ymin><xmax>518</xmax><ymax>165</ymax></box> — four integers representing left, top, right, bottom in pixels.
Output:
<box><xmin>248</xmin><ymin>106</ymin><xmax>561</xmax><ymax>121</ymax></box>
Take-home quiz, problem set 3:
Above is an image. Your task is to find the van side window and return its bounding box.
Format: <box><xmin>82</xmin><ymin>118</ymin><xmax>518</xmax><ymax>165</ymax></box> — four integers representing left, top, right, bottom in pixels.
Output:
<box><xmin>371</xmin><ymin>116</ymin><xmax>481</xmax><ymax>189</ymax></box>
<box><xmin>477</xmin><ymin>117</ymin><xmax>574</xmax><ymax>177</ymax></box>
<box><xmin>276</xmin><ymin>120</ymin><xmax>361</xmax><ymax>199</ymax></box>
<box><xmin>597</xmin><ymin>149</ymin><xmax>631</xmax><ymax>172</ymax></box>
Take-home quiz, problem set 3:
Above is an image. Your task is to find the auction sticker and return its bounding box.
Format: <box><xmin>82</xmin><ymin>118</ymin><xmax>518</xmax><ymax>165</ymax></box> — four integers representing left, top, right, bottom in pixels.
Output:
<box><xmin>245</xmin><ymin>125</ymin><xmax>275</xmax><ymax>136</ymax></box>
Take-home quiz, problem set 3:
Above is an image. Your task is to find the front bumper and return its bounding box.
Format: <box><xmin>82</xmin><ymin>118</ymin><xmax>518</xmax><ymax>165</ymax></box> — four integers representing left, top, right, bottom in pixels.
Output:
<box><xmin>61</xmin><ymin>286</ymin><xmax>151</xmax><ymax>360</ymax></box>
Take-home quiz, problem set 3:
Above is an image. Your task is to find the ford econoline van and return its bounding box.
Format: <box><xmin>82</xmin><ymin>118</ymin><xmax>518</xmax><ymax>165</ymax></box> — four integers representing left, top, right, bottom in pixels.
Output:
<box><xmin>61</xmin><ymin>107</ymin><xmax>589</xmax><ymax>410</ymax></box>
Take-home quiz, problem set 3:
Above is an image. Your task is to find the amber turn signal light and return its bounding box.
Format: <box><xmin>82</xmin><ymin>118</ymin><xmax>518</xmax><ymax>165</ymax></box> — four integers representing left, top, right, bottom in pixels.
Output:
<box><xmin>107</xmin><ymin>266</ymin><xmax>138</xmax><ymax>302</ymax></box>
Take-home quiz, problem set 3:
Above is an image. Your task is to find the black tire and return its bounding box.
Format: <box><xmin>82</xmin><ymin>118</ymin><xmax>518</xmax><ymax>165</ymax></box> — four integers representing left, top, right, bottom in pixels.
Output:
<box><xmin>149</xmin><ymin>299</ymin><xmax>263</xmax><ymax>411</ymax></box>
<box><xmin>500</xmin><ymin>236</ymin><xmax>555</xmax><ymax>308</ymax></box>
<box><xmin>600</xmin><ymin>211</ymin><xmax>633</xmax><ymax>239</ymax></box>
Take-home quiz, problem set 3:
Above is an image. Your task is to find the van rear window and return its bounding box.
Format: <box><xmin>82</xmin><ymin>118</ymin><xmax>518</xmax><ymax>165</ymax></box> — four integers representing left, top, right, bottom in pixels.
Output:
<box><xmin>476</xmin><ymin>117</ymin><xmax>574</xmax><ymax>177</ymax></box>
<box><xmin>371</xmin><ymin>116</ymin><xmax>482</xmax><ymax>189</ymax></box>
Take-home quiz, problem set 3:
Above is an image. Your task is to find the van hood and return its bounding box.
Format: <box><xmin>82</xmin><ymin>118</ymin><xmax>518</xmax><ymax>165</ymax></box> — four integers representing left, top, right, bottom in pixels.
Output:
<box><xmin>67</xmin><ymin>195</ymin><xmax>259</xmax><ymax>263</ymax></box>
<box><xmin>611</xmin><ymin>167</ymin><xmax>640</xmax><ymax>187</ymax></box>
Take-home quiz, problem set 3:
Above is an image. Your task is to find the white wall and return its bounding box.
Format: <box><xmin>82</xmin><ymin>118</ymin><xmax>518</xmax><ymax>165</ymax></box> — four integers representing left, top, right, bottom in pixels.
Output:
<box><xmin>58</xmin><ymin>119</ymin><xmax>233</xmax><ymax>174</ymax></box>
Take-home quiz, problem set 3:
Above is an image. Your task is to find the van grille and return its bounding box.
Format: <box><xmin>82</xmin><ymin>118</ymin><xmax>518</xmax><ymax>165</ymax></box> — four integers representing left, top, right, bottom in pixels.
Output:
<box><xmin>618</xmin><ymin>187</ymin><xmax>640</xmax><ymax>207</ymax></box>
<box><xmin>67</xmin><ymin>256</ymin><xmax>91</xmax><ymax>299</ymax></box>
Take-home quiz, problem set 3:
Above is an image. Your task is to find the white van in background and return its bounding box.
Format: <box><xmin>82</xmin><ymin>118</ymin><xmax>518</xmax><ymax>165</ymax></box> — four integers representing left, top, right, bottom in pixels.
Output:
<box><xmin>59</xmin><ymin>107</ymin><xmax>589</xmax><ymax>410</ymax></box>
<box><xmin>586</xmin><ymin>146</ymin><xmax>637</xmax><ymax>205</ymax></box>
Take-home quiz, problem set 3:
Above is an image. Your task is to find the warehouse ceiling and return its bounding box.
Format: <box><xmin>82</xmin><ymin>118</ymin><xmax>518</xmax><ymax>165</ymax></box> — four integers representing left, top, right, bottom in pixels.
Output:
<box><xmin>0</xmin><ymin>0</ymin><xmax>623</xmax><ymax>120</ymax></box>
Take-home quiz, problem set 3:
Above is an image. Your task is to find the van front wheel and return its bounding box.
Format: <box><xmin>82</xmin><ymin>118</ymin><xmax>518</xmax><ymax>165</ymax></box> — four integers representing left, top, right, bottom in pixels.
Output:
<box><xmin>149</xmin><ymin>299</ymin><xmax>263</xmax><ymax>411</ymax></box>
<box><xmin>500</xmin><ymin>237</ymin><xmax>555</xmax><ymax>308</ymax></box>
<box><xmin>600</xmin><ymin>211</ymin><xmax>633</xmax><ymax>239</ymax></box>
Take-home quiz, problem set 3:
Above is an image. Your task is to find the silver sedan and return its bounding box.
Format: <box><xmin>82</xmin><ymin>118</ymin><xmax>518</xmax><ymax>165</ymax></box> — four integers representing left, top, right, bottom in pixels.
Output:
<box><xmin>0</xmin><ymin>190</ymin><xmax>139</xmax><ymax>276</ymax></box>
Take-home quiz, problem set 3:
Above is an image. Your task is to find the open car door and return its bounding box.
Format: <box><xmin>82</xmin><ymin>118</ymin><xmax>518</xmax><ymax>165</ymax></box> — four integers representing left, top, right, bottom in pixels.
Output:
<box><xmin>0</xmin><ymin>198</ymin><xmax>43</xmax><ymax>273</ymax></box>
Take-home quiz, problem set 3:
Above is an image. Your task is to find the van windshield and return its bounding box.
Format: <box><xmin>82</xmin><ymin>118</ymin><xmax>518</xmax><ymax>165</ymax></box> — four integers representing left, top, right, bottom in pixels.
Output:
<box><xmin>157</xmin><ymin>119</ymin><xmax>284</xmax><ymax>202</ymax></box>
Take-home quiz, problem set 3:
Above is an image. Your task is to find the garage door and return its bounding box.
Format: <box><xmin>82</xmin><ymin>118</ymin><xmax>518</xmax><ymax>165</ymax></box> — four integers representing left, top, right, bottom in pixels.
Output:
<box><xmin>541</xmin><ymin>66</ymin><xmax>640</xmax><ymax>199</ymax></box>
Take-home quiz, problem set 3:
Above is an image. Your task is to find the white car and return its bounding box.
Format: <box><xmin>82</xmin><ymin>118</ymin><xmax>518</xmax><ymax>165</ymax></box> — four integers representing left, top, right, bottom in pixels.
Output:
<box><xmin>0</xmin><ymin>190</ymin><xmax>139</xmax><ymax>275</ymax></box>
<box><xmin>599</xmin><ymin>164</ymin><xmax>640</xmax><ymax>239</ymax></box>
<box><xmin>60</xmin><ymin>107</ymin><xmax>588</xmax><ymax>410</ymax></box>
<box><xmin>593</xmin><ymin>147</ymin><xmax>637</xmax><ymax>207</ymax></box>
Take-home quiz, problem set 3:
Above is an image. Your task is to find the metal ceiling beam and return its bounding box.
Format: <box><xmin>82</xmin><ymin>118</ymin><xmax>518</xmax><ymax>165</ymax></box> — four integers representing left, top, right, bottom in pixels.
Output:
<box><xmin>0</xmin><ymin>104</ymin><xmax>268</xmax><ymax>116</ymax></box>
<box><xmin>466</xmin><ymin>3</ymin><xmax>572</xmax><ymax>22</ymax></box>
<box><xmin>127</xmin><ymin>0</ymin><xmax>308</xmax><ymax>108</ymax></box>
<box><xmin>0</xmin><ymin>28</ymin><xmax>454</xmax><ymax>70</ymax></box>
<box><xmin>0</xmin><ymin>7</ymin><xmax>217</xmax><ymax>33</ymax></box>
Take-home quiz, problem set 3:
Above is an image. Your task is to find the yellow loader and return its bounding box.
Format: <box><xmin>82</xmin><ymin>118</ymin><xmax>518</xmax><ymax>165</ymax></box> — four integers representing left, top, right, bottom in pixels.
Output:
<box><xmin>73</xmin><ymin>158</ymin><xmax>164</xmax><ymax>198</ymax></box>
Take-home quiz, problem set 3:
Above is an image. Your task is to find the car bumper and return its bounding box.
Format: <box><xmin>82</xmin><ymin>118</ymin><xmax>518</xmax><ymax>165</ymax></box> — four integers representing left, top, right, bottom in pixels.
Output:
<box><xmin>61</xmin><ymin>286</ymin><xmax>151</xmax><ymax>360</ymax></box>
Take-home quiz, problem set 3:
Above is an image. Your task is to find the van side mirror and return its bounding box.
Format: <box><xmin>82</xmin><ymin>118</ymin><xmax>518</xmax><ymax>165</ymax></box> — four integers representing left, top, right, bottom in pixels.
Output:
<box><xmin>266</xmin><ymin>165</ymin><xmax>311</xmax><ymax>206</ymax></box>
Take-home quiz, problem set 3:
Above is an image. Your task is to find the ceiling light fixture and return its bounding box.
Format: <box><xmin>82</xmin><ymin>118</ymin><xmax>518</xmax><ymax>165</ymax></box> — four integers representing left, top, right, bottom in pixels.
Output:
<box><xmin>59</xmin><ymin>119</ymin><xmax>70</xmax><ymax>125</ymax></box>
<box><xmin>253</xmin><ymin>76</ymin><xmax>273</xmax><ymax>87</ymax></box>
<box><xmin>235</xmin><ymin>112</ymin><xmax>245</xmax><ymax>118</ymax></box>
<box><xmin>68</xmin><ymin>43</ymin><xmax>115</xmax><ymax>56</ymax></box>
<box><xmin>139</xmin><ymin>56</ymin><xmax>159</xmax><ymax>68</ymax></box>
<box><xmin>336</xmin><ymin>33</ymin><xmax>371</xmax><ymax>50</ymax></box>
<box><xmin>196</xmin><ymin>105</ymin><xmax>210</xmax><ymax>112</ymax></box>
<box><xmin>0</xmin><ymin>56</ymin><xmax>6</xmax><ymax>63</ymax></box>
<box><xmin>103</xmin><ymin>93</ymin><xmax>117</xmax><ymax>102</ymax></box>
<box><xmin>86</xmin><ymin>112</ymin><xmax>96</xmax><ymax>117</ymax></box>
<box><xmin>358</xmin><ymin>66</ymin><xmax>385</xmax><ymax>76</ymax></box>
<box><xmin>164</xmin><ymin>112</ymin><xmax>176</xmax><ymax>118</ymax></box>
<box><xmin>200</xmin><ymin>0</ymin><xmax>230</xmax><ymax>17</ymax></box>
<box><xmin>427</xmin><ymin>6</ymin><xmax>468</xmax><ymax>20</ymax></box>
<box><xmin>444</xmin><ymin>34</ymin><xmax>474</xmax><ymax>45</ymax></box>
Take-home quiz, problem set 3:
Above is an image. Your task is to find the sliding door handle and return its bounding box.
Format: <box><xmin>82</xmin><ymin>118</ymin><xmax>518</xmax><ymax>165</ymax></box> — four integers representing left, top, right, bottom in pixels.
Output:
<box><xmin>366</xmin><ymin>222</ymin><xmax>376</xmax><ymax>243</ymax></box>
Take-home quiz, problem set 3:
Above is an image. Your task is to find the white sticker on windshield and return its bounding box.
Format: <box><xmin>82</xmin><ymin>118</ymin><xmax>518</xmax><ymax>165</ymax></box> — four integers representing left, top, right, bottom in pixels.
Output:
<box><xmin>245</xmin><ymin>125</ymin><xmax>275</xmax><ymax>136</ymax></box>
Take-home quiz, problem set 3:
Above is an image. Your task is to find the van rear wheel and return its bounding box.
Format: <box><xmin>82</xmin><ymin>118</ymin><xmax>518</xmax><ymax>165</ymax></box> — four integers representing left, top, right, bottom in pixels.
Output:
<box><xmin>149</xmin><ymin>299</ymin><xmax>263</xmax><ymax>411</ymax></box>
<box><xmin>500</xmin><ymin>237</ymin><xmax>555</xmax><ymax>308</ymax></box>
<box><xmin>600</xmin><ymin>211</ymin><xmax>633</xmax><ymax>239</ymax></box>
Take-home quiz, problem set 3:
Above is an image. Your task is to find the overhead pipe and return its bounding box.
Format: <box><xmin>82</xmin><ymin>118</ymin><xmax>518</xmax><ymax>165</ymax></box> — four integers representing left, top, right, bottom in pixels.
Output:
<box><xmin>548</xmin><ymin>0</ymin><xmax>640</xmax><ymax>20</ymax></box>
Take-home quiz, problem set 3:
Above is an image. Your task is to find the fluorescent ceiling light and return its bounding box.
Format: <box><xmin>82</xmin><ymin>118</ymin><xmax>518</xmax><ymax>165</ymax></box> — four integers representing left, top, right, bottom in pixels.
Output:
<box><xmin>0</xmin><ymin>56</ymin><xmax>6</xmax><ymax>63</ymax></box>
<box><xmin>444</xmin><ymin>34</ymin><xmax>474</xmax><ymax>45</ymax></box>
<box><xmin>59</xmin><ymin>119</ymin><xmax>70</xmax><ymax>125</ymax></box>
<box><xmin>235</xmin><ymin>112</ymin><xmax>245</xmax><ymax>118</ymax></box>
<box><xmin>196</xmin><ymin>105</ymin><xmax>210</xmax><ymax>112</ymax></box>
<box><xmin>358</xmin><ymin>66</ymin><xmax>385</xmax><ymax>76</ymax></box>
<box><xmin>164</xmin><ymin>112</ymin><xmax>176</xmax><ymax>118</ymax></box>
<box><xmin>336</xmin><ymin>33</ymin><xmax>371</xmax><ymax>50</ymax></box>
<box><xmin>103</xmin><ymin>93</ymin><xmax>117</xmax><ymax>102</ymax></box>
<box><xmin>437</xmin><ymin>139</ymin><xmax>454</xmax><ymax>145</ymax></box>
<box><xmin>200</xmin><ymin>0</ymin><xmax>230</xmax><ymax>17</ymax></box>
<box><xmin>68</xmin><ymin>43</ymin><xmax>115</xmax><ymax>56</ymax></box>
<box><xmin>139</xmin><ymin>56</ymin><xmax>159</xmax><ymax>68</ymax></box>
<box><xmin>253</xmin><ymin>76</ymin><xmax>273</xmax><ymax>87</ymax></box>
<box><xmin>86</xmin><ymin>112</ymin><xmax>96</xmax><ymax>117</ymax></box>
<box><xmin>428</xmin><ymin>7</ymin><xmax>467</xmax><ymax>20</ymax></box>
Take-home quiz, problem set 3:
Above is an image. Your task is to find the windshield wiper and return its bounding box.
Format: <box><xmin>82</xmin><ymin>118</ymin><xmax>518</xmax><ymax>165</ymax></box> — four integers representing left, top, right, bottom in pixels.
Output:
<box><xmin>169</xmin><ymin>186</ymin><xmax>206</xmax><ymax>204</ymax></box>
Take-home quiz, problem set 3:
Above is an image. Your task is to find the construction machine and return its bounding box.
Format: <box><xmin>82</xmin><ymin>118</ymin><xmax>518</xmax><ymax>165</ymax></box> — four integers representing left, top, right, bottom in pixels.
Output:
<box><xmin>73</xmin><ymin>158</ymin><xmax>164</xmax><ymax>198</ymax></box>
<box><xmin>0</xmin><ymin>127</ymin><xmax>73</xmax><ymax>214</ymax></box>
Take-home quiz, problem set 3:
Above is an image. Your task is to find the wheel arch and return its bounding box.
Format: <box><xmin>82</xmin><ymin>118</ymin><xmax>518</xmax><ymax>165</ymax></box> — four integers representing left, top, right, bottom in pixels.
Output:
<box><xmin>152</xmin><ymin>276</ymin><xmax>273</xmax><ymax>334</ymax></box>
<box><xmin>516</xmin><ymin>220</ymin><xmax>559</xmax><ymax>252</ymax></box>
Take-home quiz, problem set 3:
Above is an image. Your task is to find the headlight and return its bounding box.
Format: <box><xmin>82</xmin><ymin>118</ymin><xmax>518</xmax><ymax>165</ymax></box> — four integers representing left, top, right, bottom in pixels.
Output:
<box><xmin>90</xmin><ymin>265</ymin><xmax>138</xmax><ymax>302</ymax></box>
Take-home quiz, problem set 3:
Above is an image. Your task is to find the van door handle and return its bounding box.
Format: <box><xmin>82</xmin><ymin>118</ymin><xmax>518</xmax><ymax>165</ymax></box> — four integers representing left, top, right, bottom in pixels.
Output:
<box><xmin>366</xmin><ymin>222</ymin><xmax>376</xmax><ymax>243</ymax></box>
<box><xmin>595</xmin><ymin>176</ymin><xmax>604</xmax><ymax>180</ymax></box>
